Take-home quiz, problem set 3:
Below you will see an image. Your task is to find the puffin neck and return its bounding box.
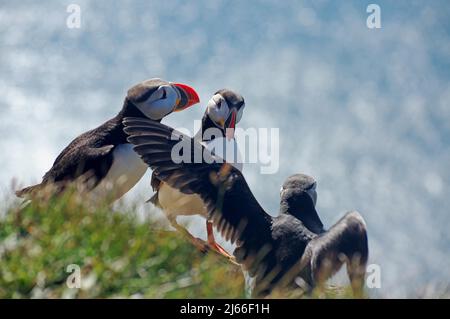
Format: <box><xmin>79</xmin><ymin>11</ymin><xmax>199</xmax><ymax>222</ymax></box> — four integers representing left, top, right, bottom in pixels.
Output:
<box><xmin>280</xmin><ymin>197</ymin><xmax>325</xmax><ymax>234</ymax></box>
<box><xmin>110</xmin><ymin>99</ymin><xmax>161</xmax><ymax>145</ymax></box>
<box><xmin>197</xmin><ymin>113</ymin><xmax>225</xmax><ymax>142</ymax></box>
<box><xmin>118</xmin><ymin>98</ymin><xmax>149</xmax><ymax>119</ymax></box>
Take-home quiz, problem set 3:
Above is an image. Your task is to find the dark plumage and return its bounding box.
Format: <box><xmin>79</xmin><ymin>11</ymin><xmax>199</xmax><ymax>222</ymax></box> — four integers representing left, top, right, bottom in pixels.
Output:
<box><xmin>16</xmin><ymin>79</ymin><xmax>199</xmax><ymax>201</ymax></box>
<box><xmin>16</xmin><ymin>97</ymin><xmax>138</xmax><ymax>197</ymax></box>
<box><xmin>123</xmin><ymin>118</ymin><xmax>368</xmax><ymax>297</ymax></box>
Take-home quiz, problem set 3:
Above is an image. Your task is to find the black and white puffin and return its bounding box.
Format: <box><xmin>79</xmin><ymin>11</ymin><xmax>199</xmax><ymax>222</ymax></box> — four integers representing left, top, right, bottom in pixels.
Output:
<box><xmin>16</xmin><ymin>78</ymin><xmax>199</xmax><ymax>203</ymax></box>
<box><xmin>265</xmin><ymin>174</ymin><xmax>368</xmax><ymax>296</ymax></box>
<box><xmin>123</xmin><ymin>118</ymin><xmax>369</xmax><ymax>297</ymax></box>
<box><xmin>147</xmin><ymin>89</ymin><xmax>245</xmax><ymax>259</ymax></box>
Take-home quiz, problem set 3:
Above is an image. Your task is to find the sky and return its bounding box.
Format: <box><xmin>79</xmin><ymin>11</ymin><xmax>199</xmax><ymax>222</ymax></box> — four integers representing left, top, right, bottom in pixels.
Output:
<box><xmin>1</xmin><ymin>0</ymin><xmax>450</xmax><ymax>297</ymax></box>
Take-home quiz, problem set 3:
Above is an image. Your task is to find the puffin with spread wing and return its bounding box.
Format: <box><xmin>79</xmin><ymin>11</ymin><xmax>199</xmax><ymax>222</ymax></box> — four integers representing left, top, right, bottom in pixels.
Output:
<box><xmin>148</xmin><ymin>89</ymin><xmax>245</xmax><ymax>259</ymax></box>
<box><xmin>124</xmin><ymin>118</ymin><xmax>368</xmax><ymax>297</ymax></box>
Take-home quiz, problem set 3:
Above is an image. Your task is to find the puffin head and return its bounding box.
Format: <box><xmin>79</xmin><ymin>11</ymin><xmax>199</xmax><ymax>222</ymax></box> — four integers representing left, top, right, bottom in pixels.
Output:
<box><xmin>126</xmin><ymin>78</ymin><xmax>200</xmax><ymax>120</ymax></box>
<box><xmin>280</xmin><ymin>174</ymin><xmax>317</xmax><ymax>207</ymax></box>
<box><xmin>280</xmin><ymin>173</ymin><xmax>323</xmax><ymax>233</ymax></box>
<box><xmin>205</xmin><ymin>89</ymin><xmax>245</xmax><ymax>140</ymax></box>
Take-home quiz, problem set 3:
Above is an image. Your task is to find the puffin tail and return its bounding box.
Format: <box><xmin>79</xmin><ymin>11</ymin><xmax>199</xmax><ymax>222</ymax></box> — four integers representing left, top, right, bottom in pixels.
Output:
<box><xmin>15</xmin><ymin>184</ymin><xmax>41</xmax><ymax>198</ymax></box>
<box><xmin>146</xmin><ymin>192</ymin><xmax>161</xmax><ymax>208</ymax></box>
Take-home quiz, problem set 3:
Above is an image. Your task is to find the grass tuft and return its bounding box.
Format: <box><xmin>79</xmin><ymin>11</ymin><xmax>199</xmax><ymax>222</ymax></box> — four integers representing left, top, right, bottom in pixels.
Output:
<box><xmin>0</xmin><ymin>190</ymin><xmax>245</xmax><ymax>298</ymax></box>
<box><xmin>0</xmin><ymin>189</ymin><xmax>362</xmax><ymax>299</ymax></box>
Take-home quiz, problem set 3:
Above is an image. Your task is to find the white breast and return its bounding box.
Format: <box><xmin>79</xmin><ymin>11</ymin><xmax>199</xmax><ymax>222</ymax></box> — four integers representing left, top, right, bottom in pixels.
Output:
<box><xmin>91</xmin><ymin>143</ymin><xmax>147</xmax><ymax>202</ymax></box>
<box><xmin>158</xmin><ymin>183</ymin><xmax>207</xmax><ymax>219</ymax></box>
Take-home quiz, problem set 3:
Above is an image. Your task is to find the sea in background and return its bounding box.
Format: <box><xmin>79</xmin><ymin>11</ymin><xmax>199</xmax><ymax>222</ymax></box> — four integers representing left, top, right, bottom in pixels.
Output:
<box><xmin>1</xmin><ymin>0</ymin><xmax>450</xmax><ymax>297</ymax></box>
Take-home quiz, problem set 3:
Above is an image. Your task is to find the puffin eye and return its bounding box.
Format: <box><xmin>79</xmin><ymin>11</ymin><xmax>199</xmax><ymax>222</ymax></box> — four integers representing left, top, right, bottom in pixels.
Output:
<box><xmin>216</xmin><ymin>100</ymin><xmax>222</xmax><ymax>109</ymax></box>
<box><xmin>161</xmin><ymin>88</ymin><xmax>167</xmax><ymax>99</ymax></box>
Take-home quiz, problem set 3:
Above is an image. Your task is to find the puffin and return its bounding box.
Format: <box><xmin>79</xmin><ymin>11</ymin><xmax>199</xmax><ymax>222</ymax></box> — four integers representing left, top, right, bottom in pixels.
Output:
<box><xmin>146</xmin><ymin>89</ymin><xmax>245</xmax><ymax>259</ymax></box>
<box><xmin>263</xmin><ymin>174</ymin><xmax>368</xmax><ymax>296</ymax></box>
<box><xmin>123</xmin><ymin>118</ymin><xmax>369</xmax><ymax>297</ymax></box>
<box><xmin>16</xmin><ymin>78</ymin><xmax>199</xmax><ymax>204</ymax></box>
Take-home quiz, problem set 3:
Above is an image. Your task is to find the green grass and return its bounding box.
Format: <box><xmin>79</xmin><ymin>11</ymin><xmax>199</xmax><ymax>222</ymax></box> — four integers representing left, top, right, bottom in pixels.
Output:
<box><xmin>0</xmin><ymin>190</ymin><xmax>361</xmax><ymax>299</ymax></box>
<box><xmin>0</xmin><ymin>191</ymin><xmax>245</xmax><ymax>298</ymax></box>
<box><xmin>3</xmin><ymin>190</ymin><xmax>448</xmax><ymax>299</ymax></box>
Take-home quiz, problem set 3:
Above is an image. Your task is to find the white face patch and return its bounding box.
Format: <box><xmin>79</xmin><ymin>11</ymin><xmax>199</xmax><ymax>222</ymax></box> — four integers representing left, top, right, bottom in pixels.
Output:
<box><xmin>206</xmin><ymin>94</ymin><xmax>245</xmax><ymax>127</ymax></box>
<box><xmin>135</xmin><ymin>85</ymin><xmax>179</xmax><ymax>120</ymax></box>
<box><xmin>206</xmin><ymin>94</ymin><xmax>230</xmax><ymax>128</ymax></box>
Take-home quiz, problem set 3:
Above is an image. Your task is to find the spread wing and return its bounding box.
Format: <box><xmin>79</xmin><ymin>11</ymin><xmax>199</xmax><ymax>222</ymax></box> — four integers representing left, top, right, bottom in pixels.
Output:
<box><xmin>301</xmin><ymin>211</ymin><xmax>368</xmax><ymax>289</ymax></box>
<box><xmin>123</xmin><ymin>117</ymin><xmax>273</xmax><ymax>248</ymax></box>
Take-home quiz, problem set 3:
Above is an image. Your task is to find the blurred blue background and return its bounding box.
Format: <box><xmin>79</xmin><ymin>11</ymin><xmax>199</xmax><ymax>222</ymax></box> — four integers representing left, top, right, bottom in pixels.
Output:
<box><xmin>1</xmin><ymin>0</ymin><xmax>449</xmax><ymax>297</ymax></box>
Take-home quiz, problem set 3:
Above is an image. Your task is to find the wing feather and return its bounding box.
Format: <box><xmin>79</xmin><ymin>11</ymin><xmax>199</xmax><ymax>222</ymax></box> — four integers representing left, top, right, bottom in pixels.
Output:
<box><xmin>303</xmin><ymin>211</ymin><xmax>368</xmax><ymax>285</ymax></box>
<box><xmin>124</xmin><ymin>117</ymin><xmax>273</xmax><ymax>248</ymax></box>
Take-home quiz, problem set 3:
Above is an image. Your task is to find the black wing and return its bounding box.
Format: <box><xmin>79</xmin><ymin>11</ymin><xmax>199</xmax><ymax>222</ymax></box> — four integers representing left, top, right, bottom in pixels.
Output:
<box><xmin>123</xmin><ymin>117</ymin><xmax>273</xmax><ymax>248</ymax></box>
<box><xmin>301</xmin><ymin>211</ymin><xmax>368</xmax><ymax>291</ymax></box>
<box><xmin>44</xmin><ymin>144</ymin><xmax>114</xmax><ymax>182</ymax></box>
<box><xmin>16</xmin><ymin>136</ymin><xmax>115</xmax><ymax>197</ymax></box>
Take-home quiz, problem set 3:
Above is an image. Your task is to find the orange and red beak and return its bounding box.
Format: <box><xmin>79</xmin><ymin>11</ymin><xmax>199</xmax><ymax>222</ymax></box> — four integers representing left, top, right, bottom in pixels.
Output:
<box><xmin>172</xmin><ymin>83</ymin><xmax>200</xmax><ymax>111</ymax></box>
<box><xmin>225</xmin><ymin>109</ymin><xmax>237</xmax><ymax>140</ymax></box>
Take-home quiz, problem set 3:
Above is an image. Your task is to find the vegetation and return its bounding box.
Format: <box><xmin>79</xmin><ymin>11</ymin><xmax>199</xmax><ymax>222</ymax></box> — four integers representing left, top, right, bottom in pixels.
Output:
<box><xmin>0</xmin><ymin>190</ymin><xmax>355</xmax><ymax>299</ymax></box>
<box><xmin>0</xmin><ymin>190</ymin><xmax>245</xmax><ymax>298</ymax></box>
